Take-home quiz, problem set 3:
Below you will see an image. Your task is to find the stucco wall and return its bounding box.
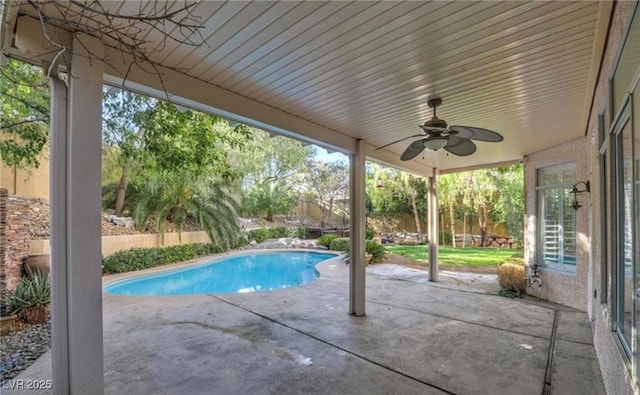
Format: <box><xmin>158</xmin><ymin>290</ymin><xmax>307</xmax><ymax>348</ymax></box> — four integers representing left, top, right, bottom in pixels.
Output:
<box><xmin>0</xmin><ymin>154</ymin><xmax>50</xmax><ymax>200</ymax></box>
<box><xmin>589</xmin><ymin>2</ymin><xmax>637</xmax><ymax>394</ymax></box>
<box><xmin>30</xmin><ymin>230</ymin><xmax>211</xmax><ymax>257</ymax></box>
<box><xmin>524</xmin><ymin>137</ymin><xmax>590</xmax><ymax>311</ymax></box>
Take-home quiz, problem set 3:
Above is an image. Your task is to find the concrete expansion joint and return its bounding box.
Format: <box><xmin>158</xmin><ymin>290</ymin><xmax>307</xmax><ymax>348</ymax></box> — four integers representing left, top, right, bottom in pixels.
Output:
<box><xmin>207</xmin><ymin>294</ymin><xmax>457</xmax><ymax>395</ymax></box>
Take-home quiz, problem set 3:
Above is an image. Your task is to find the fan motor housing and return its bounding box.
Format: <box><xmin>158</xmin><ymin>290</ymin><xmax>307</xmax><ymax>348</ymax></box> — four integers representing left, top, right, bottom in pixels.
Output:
<box><xmin>424</xmin><ymin>117</ymin><xmax>448</xmax><ymax>129</ymax></box>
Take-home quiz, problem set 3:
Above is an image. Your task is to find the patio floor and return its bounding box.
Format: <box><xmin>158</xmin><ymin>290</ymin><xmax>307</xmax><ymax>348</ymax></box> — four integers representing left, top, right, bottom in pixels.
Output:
<box><xmin>7</xmin><ymin>255</ymin><xmax>604</xmax><ymax>394</ymax></box>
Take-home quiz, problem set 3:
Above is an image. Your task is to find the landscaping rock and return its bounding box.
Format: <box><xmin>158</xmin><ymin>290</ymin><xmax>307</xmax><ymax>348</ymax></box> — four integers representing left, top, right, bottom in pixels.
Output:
<box><xmin>0</xmin><ymin>321</ymin><xmax>51</xmax><ymax>381</ymax></box>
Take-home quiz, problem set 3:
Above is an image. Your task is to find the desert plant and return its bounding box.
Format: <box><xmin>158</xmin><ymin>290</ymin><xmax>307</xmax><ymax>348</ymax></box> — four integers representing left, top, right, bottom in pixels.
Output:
<box><xmin>318</xmin><ymin>233</ymin><xmax>338</xmax><ymax>248</ymax></box>
<box><xmin>366</xmin><ymin>240</ymin><xmax>386</xmax><ymax>262</ymax></box>
<box><xmin>341</xmin><ymin>239</ymin><xmax>386</xmax><ymax>264</ymax></box>
<box><xmin>498</xmin><ymin>262</ymin><xmax>526</xmax><ymax>297</ymax></box>
<box><xmin>3</xmin><ymin>272</ymin><xmax>50</xmax><ymax>324</ymax></box>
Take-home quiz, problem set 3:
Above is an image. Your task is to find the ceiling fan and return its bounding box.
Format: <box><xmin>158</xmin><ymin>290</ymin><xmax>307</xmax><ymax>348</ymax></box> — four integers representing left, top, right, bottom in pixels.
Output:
<box><xmin>376</xmin><ymin>94</ymin><xmax>504</xmax><ymax>160</ymax></box>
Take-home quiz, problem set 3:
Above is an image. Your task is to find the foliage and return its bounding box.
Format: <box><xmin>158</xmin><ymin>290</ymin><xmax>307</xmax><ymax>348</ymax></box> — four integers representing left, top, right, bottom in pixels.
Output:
<box><xmin>439</xmin><ymin>231</ymin><xmax>452</xmax><ymax>245</ymax></box>
<box><xmin>385</xmin><ymin>245</ymin><xmax>521</xmax><ymax>267</ymax></box>
<box><xmin>341</xmin><ymin>239</ymin><xmax>387</xmax><ymax>263</ymax></box>
<box><xmin>498</xmin><ymin>261</ymin><xmax>526</xmax><ymax>297</ymax></box>
<box><xmin>318</xmin><ymin>233</ymin><xmax>338</xmax><ymax>248</ymax></box>
<box><xmin>2</xmin><ymin>273</ymin><xmax>50</xmax><ymax>319</ymax></box>
<box><xmin>133</xmin><ymin>171</ymin><xmax>241</xmax><ymax>245</ymax></box>
<box><xmin>102</xmin><ymin>243</ymin><xmax>225</xmax><ymax>274</ymax></box>
<box><xmin>232</xmin><ymin>130</ymin><xmax>314</xmax><ymax>220</ymax></box>
<box><xmin>0</xmin><ymin>58</ymin><xmax>49</xmax><ymax>169</ymax></box>
<box><xmin>267</xmin><ymin>226</ymin><xmax>288</xmax><ymax>238</ymax></box>
<box><xmin>242</xmin><ymin>180</ymin><xmax>298</xmax><ymax>221</ymax></box>
<box><xmin>304</xmin><ymin>161</ymin><xmax>349</xmax><ymax>227</ymax></box>
<box><xmin>329</xmin><ymin>237</ymin><xmax>350</xmax><ymax>252</ymax></box>
<box><xmin>492</xmin><ymin>165</ymin><xmax>525</xmax><ymax>242</ymax></box>
<box><xmin>247</xmin><ymin>228</ymin><xmax>270</xmax><ymax>243</ymax></box>
<box><xmin>366</xmin><ymin>239</ymin><xmax>386</xmax><ymax>262</ymax></box>
<box><xmin>292</xmin><ymin>226</ymin><xmax>309</xmax><ymax>239</ymax></box>
<box><xmin>365</xmin><ymin>163</ymin><xmax>427</xmax><ymax>232</ymax></box>
<box><xmin>366</xmin><ymin>228</ymin><xmax>375</xmax><ymax>240</ymax></box>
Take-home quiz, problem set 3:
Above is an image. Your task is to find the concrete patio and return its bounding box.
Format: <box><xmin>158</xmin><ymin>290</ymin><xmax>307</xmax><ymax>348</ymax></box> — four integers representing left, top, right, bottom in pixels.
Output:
<box><xmin>7</xmin><ymin>255</ymin><xmax>604</xmax><ymax>394</ymax></box>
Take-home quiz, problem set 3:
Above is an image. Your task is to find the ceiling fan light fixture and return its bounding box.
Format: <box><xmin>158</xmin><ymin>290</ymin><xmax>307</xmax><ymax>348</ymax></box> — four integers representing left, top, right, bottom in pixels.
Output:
<box><xmin>423</xmin><ymin>138</ymin><xmax>448</xmax><ymax>151</ymax></box>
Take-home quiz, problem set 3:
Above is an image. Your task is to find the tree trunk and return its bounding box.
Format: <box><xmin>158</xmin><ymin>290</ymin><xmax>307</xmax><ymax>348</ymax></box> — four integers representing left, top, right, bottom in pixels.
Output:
<box><xmin>449</xmin><ymin>203</ymin><xmax>456</xmax><ymax>248</ymax></box>
<box><xmin>409</xmin><ymin>191</ymin><xmax>422</xmax><ymax>235</ymax></box>
<box><xmin>478</xmin><ymin>204</ymin><xmax>488</xmax><ymax>247</ymax></box>
<box><xmin>114</xmin><ymin>170</ymin><xmax>128</xmax><ymax>216</ymax></box>
<box><xmin>326</xmin><ymin>198</ymin><xmax>334</xmax><ymax>228</ymax></box>
<box><xmin>440</xmin><ymin>213</ymin><xmax>445</xmax><ymax>245</ymax></box>
<box><xmin>462</xmin><ymin>214</ymin><xmax>467</xmax><ymax>247</ymax></box>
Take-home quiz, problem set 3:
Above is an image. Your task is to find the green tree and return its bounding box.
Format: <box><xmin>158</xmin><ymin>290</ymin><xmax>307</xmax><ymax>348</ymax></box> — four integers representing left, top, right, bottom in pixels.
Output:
<box><xmin>232</xmin><ymin>130</ymin><xmax>314</xmax><ymax>221</ymax></box>
<box><xmin>438</xmin><ymin>172</ymin><xmax>466</xmax><ymax>247</ymax></box>
<box><xmin>134</xmin><ymin>101</ymin><xmax>249</xmax><ymax>179</ymax></box>
<box><xmin>305</xmin><ymin>161</ymin><xmax>349</xmax><ymax>227</ymax></box>
<box><xmin>133</xmin><ymin>171</ymin><xmax>241</xmax><ymax>246</ymax></box>
<box><xmin>492</xmin><ymin>165</ymin><xmax>524</xmax><ymax>242</ymax></box>
<box><xmin>102</xmin><ymin>88</ymin><xmax>154</xmax><ymax>214</ymax></box>
<box><xmin>0</xmin><ymin>58</ymin><xmax>49</xmax><ymax>169</ymax></box>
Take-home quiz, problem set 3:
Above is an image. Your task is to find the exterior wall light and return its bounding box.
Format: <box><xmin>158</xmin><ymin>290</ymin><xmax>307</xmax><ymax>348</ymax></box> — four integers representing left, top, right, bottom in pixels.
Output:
<box><xmin>570</xmin><ymin>181</ymin><xmax>590</xmax><ymax>211</ymax></box>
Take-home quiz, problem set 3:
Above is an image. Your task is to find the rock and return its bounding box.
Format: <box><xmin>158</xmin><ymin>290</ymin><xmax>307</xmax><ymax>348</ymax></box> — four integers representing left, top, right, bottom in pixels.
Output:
<box><xmin>250</xmin><ymin>240</ymin><xmax>257</xmax><ymax>246</ymax></box>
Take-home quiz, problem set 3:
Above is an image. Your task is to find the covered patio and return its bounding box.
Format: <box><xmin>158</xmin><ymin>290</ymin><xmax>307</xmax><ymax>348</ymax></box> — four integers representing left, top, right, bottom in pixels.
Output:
<box><xmin>8</xmin><ymin>256</ymin><xmax>603</xmax><ymax>395</ymax></box>
<box><xmin>0</xmin><ymin>1</ymin><xmax>620</xmax><ymax>394</ymax></box>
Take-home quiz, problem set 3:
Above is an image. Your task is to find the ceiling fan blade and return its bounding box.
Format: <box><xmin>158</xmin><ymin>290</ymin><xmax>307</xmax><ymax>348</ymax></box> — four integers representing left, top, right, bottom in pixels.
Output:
<box><xmin>449</xmin><ymin>125</ymin><xmax>504</xmax><ymax>142</ymax></box>
<box><xmin>375</xmin><ymin>134</ymin><xmax>425</xmax><ymax>151</ymax></box>
<box><xmin>443</xmin><ymin>135</ymin><xmax>477</xmax><ymax>156</ymax></box>
<box><xmin>400</xmin><ymin>139</ymin><xmax>426</xmax><ymax>161</ymax></box>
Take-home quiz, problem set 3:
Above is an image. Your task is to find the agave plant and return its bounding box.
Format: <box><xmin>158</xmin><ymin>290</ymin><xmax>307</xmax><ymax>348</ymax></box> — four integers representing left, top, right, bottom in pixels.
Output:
<box><xmin>133</xmin><ymin>171</ymin><xmax>241</xmax><ymax>247</ymax></box>
<box><xmin>3</xmin><ymin>272</ymin><xmax>50</xmax><ymax>324</ymax></box>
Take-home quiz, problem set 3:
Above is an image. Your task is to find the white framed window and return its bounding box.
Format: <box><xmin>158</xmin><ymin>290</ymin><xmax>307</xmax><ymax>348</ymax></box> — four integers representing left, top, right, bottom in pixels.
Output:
<box><xmin>536</xmin><ymin>162</ymin><xmax>577</xmax><ymax>270</ymax></box>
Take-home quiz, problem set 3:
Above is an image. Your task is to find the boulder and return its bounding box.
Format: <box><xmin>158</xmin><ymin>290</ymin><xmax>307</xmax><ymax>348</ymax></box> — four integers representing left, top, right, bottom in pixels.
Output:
<box><xmin>24</xmin><ymin>254</ymin><xmax>50</xmax><ymax>275</ymax></box>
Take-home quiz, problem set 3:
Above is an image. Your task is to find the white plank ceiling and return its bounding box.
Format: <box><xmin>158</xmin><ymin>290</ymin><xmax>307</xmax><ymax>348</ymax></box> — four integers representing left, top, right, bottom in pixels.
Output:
<box><xmin>8</xmin><ymin>1</ymin><xmax>608</xmax><ymax>173</ymax></box>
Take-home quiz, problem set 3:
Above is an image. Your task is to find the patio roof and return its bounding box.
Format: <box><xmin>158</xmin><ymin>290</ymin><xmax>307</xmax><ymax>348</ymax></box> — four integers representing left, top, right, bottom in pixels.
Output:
<box><xmin>1</xmin><ymin>1</ymin><xmax>612</xmax><ymax>175</ymax></box>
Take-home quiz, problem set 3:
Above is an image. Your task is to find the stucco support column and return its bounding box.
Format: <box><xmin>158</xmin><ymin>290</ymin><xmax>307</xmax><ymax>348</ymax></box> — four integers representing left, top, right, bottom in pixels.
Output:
<box><xmin>428</xmin><ymin>169</ymin><xmax>439</xmax><ymax>282</ymax></box>
<box><xmin>50</xmin><ymin>34</ymin><xmax>104</xmax><ymax>394</ymax></box>
<box><xmin>349</xmin><ymin>139</ymin><xmax>366</xmax><ymax>316</ymax></box>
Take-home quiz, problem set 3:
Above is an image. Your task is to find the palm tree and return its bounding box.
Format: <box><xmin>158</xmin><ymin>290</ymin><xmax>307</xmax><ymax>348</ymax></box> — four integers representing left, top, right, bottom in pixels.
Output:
<box><xmin>133</xmin><ymin>171</ymin><xmax>241</xmax><ymax>247</ymax></box>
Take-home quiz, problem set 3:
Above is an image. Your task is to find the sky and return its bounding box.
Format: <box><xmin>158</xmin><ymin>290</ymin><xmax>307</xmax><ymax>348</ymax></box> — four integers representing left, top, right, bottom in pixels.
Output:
<box><xmin>314</xmin><ymin>146</ymin><xmax>349</xmax><ymax>164</ymax></box>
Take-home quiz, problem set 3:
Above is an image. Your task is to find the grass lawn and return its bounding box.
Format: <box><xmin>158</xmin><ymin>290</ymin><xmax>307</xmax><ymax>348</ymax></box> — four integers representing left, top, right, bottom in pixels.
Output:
<box><xmin>385</xmin><ymin>245</ymin><xmax>522</xmax><ymax>267</ymax></box>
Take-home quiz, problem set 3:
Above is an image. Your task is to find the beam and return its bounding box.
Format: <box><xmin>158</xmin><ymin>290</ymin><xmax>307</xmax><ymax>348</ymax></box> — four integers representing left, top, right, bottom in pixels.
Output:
<box><xmin>349</xmin><ymin>139</ymin><xmax>366</xmax><ymax>316</ymax></box>
<box><xmin>427</xmin><ymin>169</ymin><xmax>439</xmax><ymax>282</ymax></box>
<box><xmin>50</xmin><ymin>34</ymin><xmax>104</xmax><ymax>394</ymax></box>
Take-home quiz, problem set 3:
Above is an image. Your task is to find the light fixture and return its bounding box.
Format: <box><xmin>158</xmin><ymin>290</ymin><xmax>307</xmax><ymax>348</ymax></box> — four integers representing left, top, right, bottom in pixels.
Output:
<box><xmin>423</xmin><ymin>138</ymin><xmax>448</xmax><ymax>151</ymax></box>
<box><xmin>570</xmin><ymin>181</ymin><xmax>590</xmax><ymax>211</ymax></box>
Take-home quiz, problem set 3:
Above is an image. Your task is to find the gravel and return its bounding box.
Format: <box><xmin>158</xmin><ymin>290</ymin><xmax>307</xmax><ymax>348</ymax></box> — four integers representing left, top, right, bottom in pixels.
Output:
<box><xmin>0</xmin><ymin>321</ymin><xmax>51</xmax><ymax>382</ymax></box>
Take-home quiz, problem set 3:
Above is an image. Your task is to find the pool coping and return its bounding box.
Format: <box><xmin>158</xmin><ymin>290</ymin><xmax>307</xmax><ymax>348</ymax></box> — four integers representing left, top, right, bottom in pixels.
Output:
<box><xmin>101</xmin><ymin>248</ymin><xmax>344</xmax><ymax>290</ymax></box>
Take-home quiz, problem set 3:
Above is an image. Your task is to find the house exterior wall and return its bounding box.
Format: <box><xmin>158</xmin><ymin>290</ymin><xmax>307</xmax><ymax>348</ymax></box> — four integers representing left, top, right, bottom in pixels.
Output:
<box><xmin>524</xmin><ymin>137</ymin><xmax>590</xmax><ymax>311</ymax></box>
<box><xmin>524</xmin><ymin>2</ymin><xmax>638</xmax><ymax>394</ymax></box>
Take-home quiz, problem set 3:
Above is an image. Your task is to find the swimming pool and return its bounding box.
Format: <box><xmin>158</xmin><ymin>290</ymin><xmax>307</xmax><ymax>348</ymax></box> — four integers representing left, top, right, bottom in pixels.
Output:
<box><xmin>104</xmin><ymin>251</ymin><xmax>337</xmax><ymax>296</ymax></box>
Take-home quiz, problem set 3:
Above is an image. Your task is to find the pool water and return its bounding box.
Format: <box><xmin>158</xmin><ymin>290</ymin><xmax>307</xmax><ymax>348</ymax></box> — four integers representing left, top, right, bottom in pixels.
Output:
<box><xmin>104</xmin><ymin>251</ymin><xmax>336</xmax><ymax>296</ymax></box>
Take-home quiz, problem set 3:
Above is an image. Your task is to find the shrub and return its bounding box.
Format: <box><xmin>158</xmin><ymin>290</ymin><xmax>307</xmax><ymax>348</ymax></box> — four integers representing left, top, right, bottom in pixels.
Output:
<box><xmin>2</xmin><ymin>272</ymin><xmax>50</xmax><ymax>324</ymax></box>
<box><xmin>498</xmin><ymin>262</ymin><xmax>526</xmax><ymax>297</ymax></box>
<box><xmin>267</xmin><ymin>226</ymin><xmax>288</xmax><ymax>238</ymax></box>
<box><xmin>247</xmin><ymin>228</ymin><xmax>269</xmax><ymax>243</ymax></box>
<box><xmin>366</xmin><ymin>228</ymin><xmax>375</xmax><ymax>240</ymax></box>
<box><xmin>102</xmin><ymin>242</ymin><xmax>224</xmax><ymax>274</ymax></box>
<box><xmin>318</xmin><ymin>233</ymin><xmax>338</xmax><ymax>248</ymax></box>
<box><xmin>439</xmin><ymin>231</ymin><xmax>452</xmax><ymax>245</ymax></box>
<box><xmin>366</xmin><ymin>240</ymin><xmax>386</xmax><ymax>262</ymax></box>
<box><xmin>295</xmin><ymin>226</ymin><xmax>309</xmax><ymax>239</ymax></box>
<box><xmin>329</xmin><ymin>237</ymin><xmax>350</xmax><ymax>252</ymax></box>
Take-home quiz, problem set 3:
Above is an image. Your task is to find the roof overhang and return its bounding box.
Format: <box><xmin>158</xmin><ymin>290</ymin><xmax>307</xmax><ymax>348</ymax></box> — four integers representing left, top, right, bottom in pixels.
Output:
<box><xmin>1</xmin><ymin>1</ymin><xmax>614</xmax><ymax>177</ymax></box>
